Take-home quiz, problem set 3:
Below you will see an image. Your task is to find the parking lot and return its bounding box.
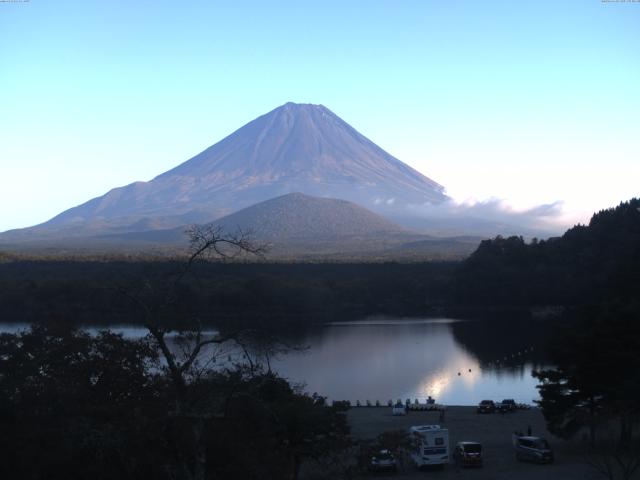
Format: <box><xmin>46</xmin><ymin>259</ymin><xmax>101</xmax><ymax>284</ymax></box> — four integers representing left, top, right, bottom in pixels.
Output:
<box><xmin>346</xmin><ymin>406</ymin><xmax>603</xmax><ymax>479</ymax></box>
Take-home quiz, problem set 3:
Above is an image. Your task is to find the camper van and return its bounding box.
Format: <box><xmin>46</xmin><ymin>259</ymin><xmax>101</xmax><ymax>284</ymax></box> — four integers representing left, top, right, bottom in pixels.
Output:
<box><xmin>409</xmin><ymin>425</ymin><xmax>450</xmax><ymax>467</ymax></box>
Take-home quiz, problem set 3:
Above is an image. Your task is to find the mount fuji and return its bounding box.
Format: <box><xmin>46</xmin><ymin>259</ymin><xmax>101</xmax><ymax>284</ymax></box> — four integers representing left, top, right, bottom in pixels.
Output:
<box><xmin>2</xmin><ymin>102</ymin><xmax>448</xmax><ymax>242</ymax></box>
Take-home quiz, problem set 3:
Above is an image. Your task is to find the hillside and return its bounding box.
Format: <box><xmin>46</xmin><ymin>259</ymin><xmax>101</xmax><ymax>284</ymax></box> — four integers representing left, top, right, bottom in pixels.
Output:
<box><xmin>94</xmin><ymin>193</ymin><xmax>479</xmax><ymax>260</ymax></box>
<box><xmin>213</xmin><ymin>192</ymin><xmax>404</xmax><ymax>239</ymax></box>
<box><xmin>0</xmin><ymin>193</ymin><xmax>481</xmax><ymax>261</ymax></box>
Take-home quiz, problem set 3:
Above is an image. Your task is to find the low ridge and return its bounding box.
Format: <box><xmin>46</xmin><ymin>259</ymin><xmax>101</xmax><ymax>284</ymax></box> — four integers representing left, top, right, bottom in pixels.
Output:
<box><xmin>213</xmin><ymin>192</ymin><xmax>405</xmax><ymax>239</ymax></box>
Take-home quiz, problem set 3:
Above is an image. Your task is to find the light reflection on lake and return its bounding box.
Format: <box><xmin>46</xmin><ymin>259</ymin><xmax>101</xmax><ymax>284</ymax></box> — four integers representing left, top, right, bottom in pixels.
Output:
<box><xmin>0</xmin><ymin>317</ymin><xmax>548</xmax><ymax>406</ymax></box>
<box><xmin>270</xmin><ymin>319</ymin><xmax>545</xmax><ymax>406</ymax></box>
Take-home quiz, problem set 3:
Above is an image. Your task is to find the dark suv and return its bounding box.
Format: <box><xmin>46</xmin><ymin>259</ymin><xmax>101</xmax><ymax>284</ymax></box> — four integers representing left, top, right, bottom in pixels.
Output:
<box><xmin>498</xmin><ymin>399</ymin><xmax>517</xmax><ymax>413</ymax></box>
<box><xmin>477</xmin><ymin>400</ymin><xmax>495</xmax><ymax>414</ymax></box>
<box><xmin>514</xmin><ymin>436</ymin><xmax>554</xmax><ymax>463</ymax></box>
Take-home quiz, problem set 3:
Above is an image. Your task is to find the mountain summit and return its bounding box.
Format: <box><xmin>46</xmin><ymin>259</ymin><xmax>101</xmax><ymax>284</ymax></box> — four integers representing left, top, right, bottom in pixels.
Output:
<box><xmin>7</xmin><ymin>102</ymin><xmax>447</xmax><ymax>238</ymax></box>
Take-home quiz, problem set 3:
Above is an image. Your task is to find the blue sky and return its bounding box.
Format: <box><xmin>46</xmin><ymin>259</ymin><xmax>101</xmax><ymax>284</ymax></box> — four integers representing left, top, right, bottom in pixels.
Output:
<box><xmin>1</xmin><ymin>0</ymin><xmax>639</xmax><ymax>232</ymax></box>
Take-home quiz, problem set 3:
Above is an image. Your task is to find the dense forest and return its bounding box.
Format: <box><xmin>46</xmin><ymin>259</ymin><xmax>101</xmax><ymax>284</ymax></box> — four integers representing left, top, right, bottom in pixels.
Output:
<box><xmin>0</xmin><ymin>260</ymin><xmax>456</xmax><ymax>328</ymax></box>
<box><xmin>453</xmin><ymin>198</ymin><xmax>640</xmax><ymax>309</ymax></box>
<box><xmin>0</xmin><ymin>324</ymin><xmax>354</xmax><ymax>479</ymax></box>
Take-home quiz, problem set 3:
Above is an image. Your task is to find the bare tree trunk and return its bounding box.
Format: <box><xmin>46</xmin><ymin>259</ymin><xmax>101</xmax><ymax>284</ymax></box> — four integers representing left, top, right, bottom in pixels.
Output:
<box><xmin>122</xmin><ymin>225</ymin><xmax>265</xmax><ymax>480</ymax></box>
<box><xmin>192</xmin><ymin>419</ymin><xmax>206</xmax><ymax>480</ymax></box>
<box><xmin>292</xmin><ymin>454</ymin><xmax>302</xmax><ymax>480</ymax></box>
<box><xmin>590</xmin><ymin>397</ymin><xmax>597</xmax><ymax>447</ymax></box>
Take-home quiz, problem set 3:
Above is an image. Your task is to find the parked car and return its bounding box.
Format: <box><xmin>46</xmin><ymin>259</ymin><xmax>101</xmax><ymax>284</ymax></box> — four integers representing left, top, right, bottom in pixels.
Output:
<box><xmin>513</xmin><ymin>435</ymin><xmax>554</xmax><ymax>463</ymax></box>
<box><xmin>497</xmin><ymin>399</ymin><xmax>517</xmax><ymax>413</ymax></box>
<box><xmin>369</xmin><ymin>449</ymin><xmax>397</xmax><ymax>473</ymax></box>
<box><xmin>453</xmin><ymin>441</ymin><xmax>483</xmax><ymax>467</ymax></box>
<box><xmin>477</xmin><ymin>400</ymin><xmax>496</xmax><ymax>414</ymax></box>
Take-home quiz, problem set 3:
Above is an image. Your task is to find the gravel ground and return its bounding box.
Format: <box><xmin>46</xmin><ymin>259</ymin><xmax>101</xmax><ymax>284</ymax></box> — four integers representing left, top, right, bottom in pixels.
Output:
<box><xmin>346</xmin><ymin>406</ymin><xmax>605</xmax><ymax>480</ymax></box>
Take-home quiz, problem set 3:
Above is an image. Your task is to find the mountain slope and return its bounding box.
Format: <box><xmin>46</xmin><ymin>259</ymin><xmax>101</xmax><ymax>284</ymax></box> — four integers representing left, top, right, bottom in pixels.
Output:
<box><xmin>213</xmin><ymin>192</ymin><xmax>405</xmax><ymax>239</ymax></box>
<box><xmin>5</xmin><ymin>193</ymin><xmax>479</xmax><ymax>260</ymax></box>
<box><xmin>90</xmin><ymin>192</ymin><xmax>407</xmax><ymax>245</ymax></box>
<box><xmin>5</xmin><ymin>102</ymin><xmax>446</xmax><ymax>239</ymax></box>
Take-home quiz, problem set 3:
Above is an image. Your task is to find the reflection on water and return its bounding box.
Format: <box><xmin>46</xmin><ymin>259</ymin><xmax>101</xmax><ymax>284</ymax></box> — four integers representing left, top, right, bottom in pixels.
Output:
<box><xmin>324</xmin><ymin>318</ymin><xmax>460</xmax><ymax>326</ymax></box>
<box><xmin>0</xmin><ymin>317</ymin><xmax>550</xmax><ymax>406</ymax></box>
<box><xmin>270</xmin><ymin>319</ymin><xmax>548</xmax><ymax>405</ymax></box>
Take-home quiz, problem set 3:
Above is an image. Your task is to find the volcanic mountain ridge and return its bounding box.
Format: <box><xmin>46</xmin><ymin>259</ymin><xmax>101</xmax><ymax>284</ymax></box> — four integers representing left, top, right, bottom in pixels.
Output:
<box><xmin>1</xmin><ymin>102</ymin><xmax>447</xmax><ymax>241</ymax></box>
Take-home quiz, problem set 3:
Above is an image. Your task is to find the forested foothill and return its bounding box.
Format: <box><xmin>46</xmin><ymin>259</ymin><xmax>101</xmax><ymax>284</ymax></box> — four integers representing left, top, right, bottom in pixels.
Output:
<box><xmin>453</xmin><ymin>198</ymin><xmax>640</xmax><ymax>308</ymax></box>
<box><xmin>0</xmin><ymin>260</ymin><xmax>456</xmax><ymax>328</ymax></box>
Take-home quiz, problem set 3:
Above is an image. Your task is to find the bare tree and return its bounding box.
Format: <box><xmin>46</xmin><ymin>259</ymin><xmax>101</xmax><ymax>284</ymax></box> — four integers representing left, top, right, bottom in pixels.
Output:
<box><xmin>120</xmin><ymin>225</ymin><xmax>266</xmax><ymax>480</ymax></box>
<box><xmin>584</xmin><ymin>434</ymin><xmax>640</xmax><ymax>480</ymax></box>
<box><xmin>118</xmin><ymin>225</ymin><xmax>338</xmax><ymax>480</ymax></box>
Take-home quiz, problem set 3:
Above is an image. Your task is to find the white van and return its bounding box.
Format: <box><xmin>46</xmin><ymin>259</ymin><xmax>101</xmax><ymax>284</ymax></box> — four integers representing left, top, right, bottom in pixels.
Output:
<box><xmin>409</xmin><ymin>424</ymin><xmax>450</xmax><ymax>467</ymax></box>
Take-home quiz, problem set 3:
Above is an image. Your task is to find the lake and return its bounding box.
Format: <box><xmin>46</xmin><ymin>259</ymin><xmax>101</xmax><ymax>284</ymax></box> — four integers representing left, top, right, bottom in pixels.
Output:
<box><xmin>0</xmin><ymin>316</ymin><xmax>551</xmax><ymax>406</ymax></box>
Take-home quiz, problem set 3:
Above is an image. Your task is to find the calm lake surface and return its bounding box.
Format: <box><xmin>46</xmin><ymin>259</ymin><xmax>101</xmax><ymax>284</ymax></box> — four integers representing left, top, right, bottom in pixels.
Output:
<box><xmin>0</xmin><ymin>317</ymin><xmax>550</xmax><ymax>406</ymax></box>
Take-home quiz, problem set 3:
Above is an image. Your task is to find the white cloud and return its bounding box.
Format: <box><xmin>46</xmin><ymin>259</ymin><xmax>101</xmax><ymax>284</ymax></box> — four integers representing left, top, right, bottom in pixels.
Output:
<box><xmin>407</xmin><ymin>197</ymin><xmax>569</xmax><ymax>234</ymax></box>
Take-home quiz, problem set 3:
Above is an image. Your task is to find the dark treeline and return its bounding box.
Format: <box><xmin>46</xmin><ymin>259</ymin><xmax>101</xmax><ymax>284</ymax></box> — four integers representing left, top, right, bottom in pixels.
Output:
<box><xmin>454</xmin><ymin>198</ymin><xmax>640</xmax><ymax>308</ymax></box>
<box><xmin>449</xmin><ymin>316</ymin><xmax>553</xmax><ymax>367</ymax></box>
<box><xmin>0</xmin><ymin>261</ymin><xmax>456</xmax><ymax>328</ymax></box>
<box><xmin>2</xmin><ymin>199</ymin><xmax>639</xmax><ymax>329</ymax></box>
<box><xmin>532</xmin><ymin>301</ymin><xmax>640</xmax><ymax>479</ymax></box>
